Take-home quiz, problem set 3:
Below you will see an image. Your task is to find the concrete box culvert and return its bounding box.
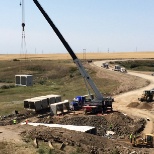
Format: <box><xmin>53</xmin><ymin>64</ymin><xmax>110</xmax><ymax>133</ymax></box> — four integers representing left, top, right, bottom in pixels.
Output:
<box><xmin>63</xmin><ymin>100</ymin><xmax>70</xmax><ymax>112</ymax></box>
<box><xmin>29</xmin><ymin>99</ymin><xmax>42</xmax><ymax>111</ymax></box>
<box><xmin>33</xmin><ymin>97</ymin><xmax>48</xmax><ymax>109</ymax></box>
<box><xmin>24</xmin><ymin>99</ymin><xmax>32</xmax><ymax>109</ymax></box>
<box><xmin>50</xmin><ymin>102</ymin><xmax>64</xmax><ymax>115</ymax></box>
<box><xmin>46</xmin><ymin>95</ymin><xmax>61</xmax><ymax>103</ymax></box>
<box><xmin>40</xmin><ymin>95</ymin><xmax>57</xmax><ymax>105</ymax></box>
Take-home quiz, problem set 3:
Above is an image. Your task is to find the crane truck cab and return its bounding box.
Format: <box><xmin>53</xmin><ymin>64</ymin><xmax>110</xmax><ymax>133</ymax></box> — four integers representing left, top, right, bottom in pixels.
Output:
<box><xmin>70</xmin><ymin>95</ymin><xmax>94</xmax><ymax>111</ymax></box>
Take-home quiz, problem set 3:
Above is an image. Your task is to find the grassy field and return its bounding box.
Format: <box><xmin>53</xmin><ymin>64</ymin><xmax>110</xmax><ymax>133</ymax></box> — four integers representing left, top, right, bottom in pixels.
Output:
<box><xmin>112</xmin><ymin>59</ymin><xmax>154</xmax><ymax>72</ymax></box>
<box><xmin>0</xmin><ymin>59</ymin><xmax>119</xmax><ymax>115</ymax></box>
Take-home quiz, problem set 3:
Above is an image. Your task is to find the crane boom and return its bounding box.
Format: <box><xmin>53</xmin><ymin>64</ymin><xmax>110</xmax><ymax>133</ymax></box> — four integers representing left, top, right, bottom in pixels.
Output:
<box><xmin>33</xmin><ymin>0</ymin><xmax>103</xmax><ymax>101</ymax></box>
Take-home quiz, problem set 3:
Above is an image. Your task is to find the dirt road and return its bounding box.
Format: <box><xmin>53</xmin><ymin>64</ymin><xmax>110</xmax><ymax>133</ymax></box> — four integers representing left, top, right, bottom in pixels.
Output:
<box><xmin>0</xmin><ymin>125</ymin><xmax>24</xmax><ymax>143</ymax></box>
<box><xmin>94</xmin><ymin>61</ymin><xmax>154</xmax><ymax>134</ymax></box>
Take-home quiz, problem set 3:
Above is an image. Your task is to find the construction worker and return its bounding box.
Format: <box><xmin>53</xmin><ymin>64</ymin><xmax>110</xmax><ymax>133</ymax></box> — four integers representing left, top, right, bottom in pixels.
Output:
<box><xmin>130</xmin><ymin>133</ymin><xmax>133</xmax><ymax>143</ymax></box>
<box><xmin>15</xmin><ymin>110</ymin><xmax>19</xmax><ymax>115</ymax></box>
<box><xmin>13</xmin><ymin>119</ymin><xmax>16</xmax><ymax>124</ymax></box>
<box><xmin>109</xmin><ymin>124</ymin><xmax>113</xmax><ymax>131</ymax></box>
<box><xmin>25</xmin><ymin>119</ymin><xmax>28</xmax><ymax>124</ymax></box>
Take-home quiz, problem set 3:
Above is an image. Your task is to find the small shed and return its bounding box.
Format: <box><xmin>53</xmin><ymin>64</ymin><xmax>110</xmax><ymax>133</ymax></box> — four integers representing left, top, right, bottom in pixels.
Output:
<box><xmin>15</xmin><ymin>75</ymin><xmax>33</xmax><ymax>86</ymax></box>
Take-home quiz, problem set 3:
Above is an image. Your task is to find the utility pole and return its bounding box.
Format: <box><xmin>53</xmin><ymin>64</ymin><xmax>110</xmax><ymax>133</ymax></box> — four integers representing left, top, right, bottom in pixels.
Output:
<box><xmin>83</xmin><ymin>49</ymin><xmax>86</xmax><ymax>62</ymax></box>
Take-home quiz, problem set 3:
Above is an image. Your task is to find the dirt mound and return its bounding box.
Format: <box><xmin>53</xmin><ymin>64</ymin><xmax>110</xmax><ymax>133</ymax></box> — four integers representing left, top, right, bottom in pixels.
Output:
<box><xmin>137</xmin><ymin>102</ymin><xmax>152</xmax><ymax>110</ymax></box>
<box><xmin>36</xmin><ymin>112</ymin><xmax>146</xmax><ymax>137</ymax></box>
<box><xmin>127</xmin><ymin>102</ymin><xmax>152</xmax><ymax>110</ymax></box>
<box><xmin>0</xmin><ymin>110</ymin><xmax>36</xmax><ymax>126</ymax></box>
<box><xmin>58</xmin><ymin>112</ymin><xmax>145</xmax><ymax>136</ymax></box>
<box><xmin>21</xmin><ymin>125</ymin><xmax>153</xmax><ymax>154</ymax></box>
<box><xmin>127</xmin><ymin>102</ymin><xmax>140</xmax><ymax>108</ymax></box>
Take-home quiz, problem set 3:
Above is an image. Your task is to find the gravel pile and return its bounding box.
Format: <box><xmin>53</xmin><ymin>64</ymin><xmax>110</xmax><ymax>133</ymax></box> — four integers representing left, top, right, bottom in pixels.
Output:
<box><xmin>21</xmin><ymin>125</ymin><xmax>151</xmax><ymax>154</ymax></box>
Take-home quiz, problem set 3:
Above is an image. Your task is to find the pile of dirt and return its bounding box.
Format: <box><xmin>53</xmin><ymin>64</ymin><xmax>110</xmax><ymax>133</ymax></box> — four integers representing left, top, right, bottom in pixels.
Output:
<box><xmin>58</xmin><ymin>112</ymin><xmax>145</xmax><ymax>136</ymax></box>
<box><xmin>0</xmin><ymin>110</ymin><xmax>36</xmax><ymax>126</ymax></box>
<box><xmin>36</xmin><ymin>112</ymin><xmax>146</xmax><ymax>137</ymax></box>
<box><xmin>21</xmin><ymin>125</ymin><xmax>152</xmax><ymax>154</ymax></box>
<box><xmin>127</xmin><ymin>102</ymin><xmax>152</xmax><ymax>110</ymax></box>
<box><xmin>137</xmin><ymin>102</ymin><xmax>152</xmax><ymax>110</ymax></box>
<box><xmin>127</xmin><ymin>102</ymin><xmax>140</xmax><ymax>108</ymax></box>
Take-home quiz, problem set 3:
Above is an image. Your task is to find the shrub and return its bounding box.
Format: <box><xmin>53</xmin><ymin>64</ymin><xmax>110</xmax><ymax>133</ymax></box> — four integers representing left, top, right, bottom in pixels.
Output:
<box><xmin>39</xmin><ymin>80</ymin><xmax>46</xmax><ymax>85</ymax></box>
<box><xmin>13</xmin><ymin>59</ymin><xmax>20</xmax><ymax>61</ymax></box>
<box><xmin>111</xmin><ymin>148</ymin><xmax>120</xmax><ymax>154</ymax></box>
<box><xmin>1</xmin><ymin>84</ymin><xmax>15</xmax><ymax>89</ymax></box>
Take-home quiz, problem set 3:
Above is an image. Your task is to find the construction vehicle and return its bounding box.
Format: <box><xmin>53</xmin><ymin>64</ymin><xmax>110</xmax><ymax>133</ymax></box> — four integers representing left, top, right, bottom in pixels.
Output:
<box><xmin>113</xmin><ymin>65</ymin><xmax>121</xmax><ymax>71</ymax></box>
<box><xmin>113</xmin><ymin>65</ymin><xmax>127</xmax><ymax>73</ymax></box>
<box><xmin>70</xmin><ymin>96</ymin><xmax>86</xmax><ymax>111</ymax></box>
<box><xmin>101</xmin><ymin>63</ymin><xmax>109</xmax><ymax>69</ymax></box>
<box><xmin>70</xmin><ymin>95</ymin><xmax>94</xmax><ymax>111</ymax></box>
<box><xmin>138</xmin><ymin>90</ymin><xmax>154</xmax><ymax>102</ymax></box>
<box><xmin>120</xmin><ymin>67</ymin><xmax>127</xmax><ymax>73</ymax></box>
<box><xmin>33</xmin><ymin>0</ymin><xmax>114</xmax><ymax>114</ymax></box>
<box><xmin>132</xmin><ymin>134</ymin><xmax>154</xmax><ymax>148</ymax></box>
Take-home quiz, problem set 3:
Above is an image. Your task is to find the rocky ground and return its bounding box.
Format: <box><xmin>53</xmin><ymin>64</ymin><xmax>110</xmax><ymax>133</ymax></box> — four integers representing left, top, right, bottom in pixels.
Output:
<box><xmin>0</xmin><ymin>109</ymin><xmax>153</xmax><ymax>154</ymax></box>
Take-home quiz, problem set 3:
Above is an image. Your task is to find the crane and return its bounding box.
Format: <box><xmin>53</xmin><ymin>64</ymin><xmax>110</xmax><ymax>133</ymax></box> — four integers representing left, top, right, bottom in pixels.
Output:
<box><xmin>20</xmin><ymin>0</ymin><xmax>27</xmax><ymax>58</ymax></box>
<box><xmin>33</xmin><ymin>0</ymin><xmax>113</xmax><ymax>113</ymax></box>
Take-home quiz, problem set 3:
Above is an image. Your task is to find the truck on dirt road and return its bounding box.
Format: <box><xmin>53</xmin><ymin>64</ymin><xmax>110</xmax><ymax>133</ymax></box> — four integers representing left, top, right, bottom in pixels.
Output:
<box><xmin>113</xmin><ymin>65</ymin><xmax>127</xmax><ymax>73</ymax></box>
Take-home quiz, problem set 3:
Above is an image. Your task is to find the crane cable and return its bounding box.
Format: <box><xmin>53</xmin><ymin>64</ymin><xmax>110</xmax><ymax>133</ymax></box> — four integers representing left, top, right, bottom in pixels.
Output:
<box><xmin>20</xmin><ymin>0</ymin><xmax>27</xmax><ymax>59</ymax></box>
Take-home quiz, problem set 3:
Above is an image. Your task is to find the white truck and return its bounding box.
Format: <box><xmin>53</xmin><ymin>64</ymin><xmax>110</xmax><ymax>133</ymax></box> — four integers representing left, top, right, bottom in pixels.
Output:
<box><xmin>113</xmin><ymin>65</ymin><xmax>127</xmax><ymax>73</ymax></box>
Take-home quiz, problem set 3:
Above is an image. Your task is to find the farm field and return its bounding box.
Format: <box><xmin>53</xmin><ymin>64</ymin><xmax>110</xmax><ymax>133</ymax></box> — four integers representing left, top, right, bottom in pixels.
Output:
<box><xmin>1</xmin><ymin>51</ymin><xmax>154</xmax><ymax>61</ymax></box>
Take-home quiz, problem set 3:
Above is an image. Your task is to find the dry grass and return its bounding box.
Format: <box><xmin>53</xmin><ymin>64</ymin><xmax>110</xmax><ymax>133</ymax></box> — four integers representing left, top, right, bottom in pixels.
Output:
<box><xmin>1</xmin><ymin>52</ymin><xmax>154</xmax><ymax>61</ymax></box>
<box><xmin>0</xmin><ymin>141</ymin><xmax>36</xmax><ymax>154</ymax></box>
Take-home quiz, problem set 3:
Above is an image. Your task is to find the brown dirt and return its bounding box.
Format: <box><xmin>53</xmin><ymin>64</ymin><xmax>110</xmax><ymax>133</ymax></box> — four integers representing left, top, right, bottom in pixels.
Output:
<box><xmin>21</xmin><ymin>123</ymin><xmax>153</xmax><ymax>154</ymax></box>
<box><xmin>128</xmin><ymin>102</ymin><xmax>153</xmax><ymax>110</ymax></box>
<box><xmin>0</xmin><ymin>109</ymin><xmax>152</xmax><ymax>154</ymax></box>
<box><xmin>0</xmin><ymin>110</ymin><xmax>151</xmax><ymax>153</ymax></box>
<box><xmin>90</xmin><ymin>63</ymin><xmax>149</xmax><ymax>95</ymax></box>
<box><xmin>127</xmin><ymin>102</ymin><xmax>140</xmax><ymax>108</ymax></box>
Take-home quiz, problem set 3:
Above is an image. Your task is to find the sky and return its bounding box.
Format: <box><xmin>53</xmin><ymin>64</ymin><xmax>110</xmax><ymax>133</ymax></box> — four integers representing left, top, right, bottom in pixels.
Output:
<box><xmin>0</xmin><ymin>0</ymin><xmax>154</xmax><ymax>54</ymax></box>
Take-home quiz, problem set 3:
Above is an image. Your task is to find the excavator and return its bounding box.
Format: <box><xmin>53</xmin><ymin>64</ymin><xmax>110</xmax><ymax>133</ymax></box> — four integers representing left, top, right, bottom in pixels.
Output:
<box><xmin>33</xmin><ymin>0</ymin><xmax>114</xmax><ymax>114</ymax></box>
